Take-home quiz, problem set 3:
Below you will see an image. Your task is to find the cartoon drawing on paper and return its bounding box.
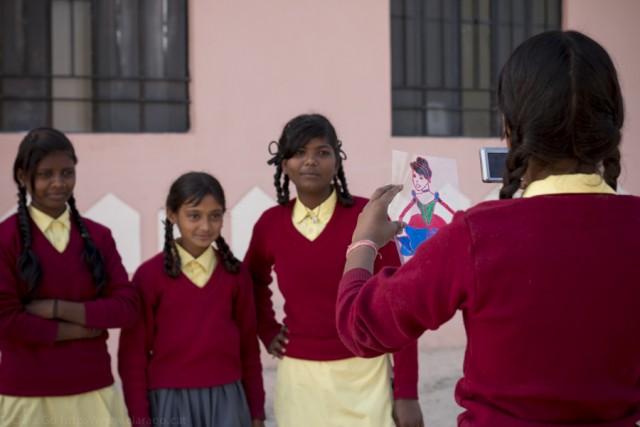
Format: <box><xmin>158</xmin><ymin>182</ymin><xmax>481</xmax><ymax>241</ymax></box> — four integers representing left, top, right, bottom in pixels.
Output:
<box><xmin>396</xmin><ymin>156</ymin><xmax>455</xmax><ymax>256</ymax></box>
<box><xmin>389</xmin><ymin>151</ymin><xmax>460</xmax><ymax>262</ymax></box>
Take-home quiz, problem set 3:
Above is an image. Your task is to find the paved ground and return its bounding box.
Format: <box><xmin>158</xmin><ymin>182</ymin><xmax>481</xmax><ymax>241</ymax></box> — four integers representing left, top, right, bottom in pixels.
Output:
<box><xmin>261</xmin><ymin>344</ymin><xmax>465</xmax><ymax>427</ymax></box>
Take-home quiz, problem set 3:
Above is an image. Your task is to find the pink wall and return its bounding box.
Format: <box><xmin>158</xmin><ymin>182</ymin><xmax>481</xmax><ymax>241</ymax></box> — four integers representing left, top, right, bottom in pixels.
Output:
<box><xmin>1</xmin><ymin>1</ymin><xmax>639</xmax><ymax>320</ymax></box>
<box><xmin>564</xmin><ymin>0</ymin><xmax>640</xmax><ymax>192</ymax></box>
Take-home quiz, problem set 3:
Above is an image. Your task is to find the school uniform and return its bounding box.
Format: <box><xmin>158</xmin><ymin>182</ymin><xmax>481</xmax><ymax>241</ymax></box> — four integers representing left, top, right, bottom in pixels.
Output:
<box><xmin>337</xmin><ymin>174</ymin><xmax>640</xmax><ymax>426</ymax></box>
<box><xmin>118</xmin><ymin>245</ymin><xmax>265</xmax><ymax>427</ymax></box>
<box><xmin>245</xmin><ymin>190</ymin><xmax>419</xmax><ymax>427</ymax></box>
<box><xmin>0</xmin><ymin>207</ymin><xmax>138</xmax><ymax>427</ymax></box>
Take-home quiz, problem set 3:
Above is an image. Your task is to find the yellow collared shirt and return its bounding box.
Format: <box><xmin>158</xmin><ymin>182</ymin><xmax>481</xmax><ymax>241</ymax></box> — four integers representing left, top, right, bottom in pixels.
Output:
<box><xmin>522</xmin><ymin>173</ymin><xmax>616</xmax><ymax>198</ymax></box>
<box><xmin>176</xmin><ymin>243</ymin><xmax>216</xmax><ymax>288</ymax></box>
<box><xmin>28</xmin><ymin>206</ymin><xmax>71</xmax><ymax>253</ymax></box>
<box><xmin>292</xmin><ymin>189</ymin><xmax>337</xmax><ymax>241</ymax></box>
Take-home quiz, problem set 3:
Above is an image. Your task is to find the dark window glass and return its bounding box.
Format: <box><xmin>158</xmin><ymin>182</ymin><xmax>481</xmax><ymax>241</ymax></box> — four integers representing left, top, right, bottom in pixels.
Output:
<box><xmin>0</xmin><ymin>0</ymin><xmax>190</xmax><ymax>133</ymax></box>
<box><xmin>391</xmin><ymin>0</ymin><xmax>561</xmax><ymax>137</ymax></box>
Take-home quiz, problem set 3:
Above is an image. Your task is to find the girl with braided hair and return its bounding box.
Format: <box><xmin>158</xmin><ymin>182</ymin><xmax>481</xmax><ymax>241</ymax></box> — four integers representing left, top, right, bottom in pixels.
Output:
<box><xmin>118</xmin><ymin>172</ymin><xmax>265</xmax><ymax>427</ymax></box>
<box><xmin>337</xmin><ymin>30</ymin><xmax>640</xmax><ymax>426</ymax></box>
<box><xmin>0</xmin><ymin>127</ymin><xmax>138</xmax><ymax>426</ymax></box>
<box><xmin>245</xmin><ymin>113</ymin><xmax>423</xmax><ymax>427</ymax></box>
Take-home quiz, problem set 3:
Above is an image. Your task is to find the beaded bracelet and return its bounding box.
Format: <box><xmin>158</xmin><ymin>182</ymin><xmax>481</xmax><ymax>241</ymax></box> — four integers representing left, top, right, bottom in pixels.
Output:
<box><xmin>346</xmin><ymin>239</ymin><xmax>380</xmax><ymax>258</ymax></box>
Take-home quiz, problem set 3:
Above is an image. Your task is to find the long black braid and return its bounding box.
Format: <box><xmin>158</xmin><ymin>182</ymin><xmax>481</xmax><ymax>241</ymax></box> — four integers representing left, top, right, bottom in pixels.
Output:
<box><xmin>497</xmin><ymin>31</ymin><xmax>624</xmax><ymax>199</ymax></box>
<box><xmin>16</xmin><ymin>186</ymin><xmax>41</xmax><ymax>293</ymax></box>
<box><xmin>163</xmin><ymin>172</ymin><xmax>241</xmax><ymax>276</ymax></box>
<box><xmin>68</xmin><ymin>196</ymin><xmax>108</xmax><ymax>293</ymax></box>
<box><xmin>268</xmin><ymin>113</ymin><xmax>354</xmax><ymax>207</ymax></box>
<box><xmin>216</xmin><ymin>236</ymin><xmax>241</xmax><ymax>273</ymax></box>
<box><xmin>163</xmin><ymin>219</ymin><xmax>182</xmax><ymax>278</ymax></box>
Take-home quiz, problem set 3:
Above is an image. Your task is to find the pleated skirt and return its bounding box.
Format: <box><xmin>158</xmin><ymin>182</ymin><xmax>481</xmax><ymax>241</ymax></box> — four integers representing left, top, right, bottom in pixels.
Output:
<box><xmin>149</xmin><ymin>381</ymin><xmax>251</xmax><ymax>427</ymax></box>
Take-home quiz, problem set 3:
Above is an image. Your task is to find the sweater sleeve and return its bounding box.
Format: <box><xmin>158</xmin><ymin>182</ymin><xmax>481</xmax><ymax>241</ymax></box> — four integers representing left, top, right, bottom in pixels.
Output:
<box><xmin>244</xmin><ymin>214</ymin><xmax>282</xmax><ymax>349</ymax></box>
<box><xmin>0</xmin><ymin>222</ymin><xmax>58</xmax><ymax>346</ymax></box>
<box><xmin>390</xmin><ymin>341</ymin><xmax>419</xmax><ymax>400</ymax></box>
<box><xmin>336</xmin><ymin>212</ymin><xmax>476</xmax><ymax>358</ymax></box>
<box><xmin>118</xmin><ymin>268</ymin><xmax>155</xmax><ymax>423</ymax></box>
<box><xmin>235</xmin><ymin>267</ymin><xmax>266</xmax><ymax>420</ymax></box>
<box><xmin>83</xmin><ymin>226</ymin><xmax>139</xmax><ymax>329</ymax></box>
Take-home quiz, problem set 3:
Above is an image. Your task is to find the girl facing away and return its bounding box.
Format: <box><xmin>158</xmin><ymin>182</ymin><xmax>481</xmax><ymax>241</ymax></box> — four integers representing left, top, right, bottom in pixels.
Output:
<box><xmin>118</xmin><ymin>172</ymin><xmax>265</xmax><ymax>427</ymax></box>
<box><xmin>337</xmin><ymin>30</ymin><xmax>640</xmax><ymax>426</ymax></box>
<box><xmin>0</xmin><ymin>128</ymin><xmax>139</xmax><ymax>426</ymax></box>
<box><xmin>244</xmin><ymin>113</ymin><xmax>424</xmax><ymax>427</ymax></box>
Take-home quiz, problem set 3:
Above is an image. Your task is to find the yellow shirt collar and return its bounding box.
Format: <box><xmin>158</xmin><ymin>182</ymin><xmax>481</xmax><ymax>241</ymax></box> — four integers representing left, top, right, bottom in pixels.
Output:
<box><xmin>28</xmin><ymin>205</ymin><xmax>71</xmax><ymax>234</ymax></box>
<box><xmin>292</xmin><ymin>188</ymin><xmax>338</xmax><ymax>225</ymax></box>
<box><xmin>175</xmin><ymin>243</ymin><xmax>216</xmax><ymax>275</ymax></box>
<box><xmin>522</xmin><ymin>174</ymin><xmax>616</xmax><ymax>198</ymax></box>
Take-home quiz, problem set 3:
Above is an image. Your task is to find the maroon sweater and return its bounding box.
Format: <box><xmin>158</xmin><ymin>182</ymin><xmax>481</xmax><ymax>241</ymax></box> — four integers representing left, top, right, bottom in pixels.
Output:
<box><xmin>244</xmin><ymin>196</ymin><xmax>419</xmax><ymax>399</ymax></box>
<box><xmin>337</xmin><ymin>194</ymin><xmax>640</xmax><ymax>426</ymax></box>
<box><xmin>117</xmin><ymin>252</ymin><xmax>265</xmax><ymax>421</ymax></box>
<box><xmin>0</xmin><ymin>213</ymin><xmax>139</xmax><ymax>396</ymax></box>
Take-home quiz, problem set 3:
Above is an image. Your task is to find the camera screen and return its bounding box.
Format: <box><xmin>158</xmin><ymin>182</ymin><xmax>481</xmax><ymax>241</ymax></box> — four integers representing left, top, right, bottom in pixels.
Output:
<box><xmin>480</xmin><ymin>147</ymin><xmax>508</xmax><ymax>183</ymax></box>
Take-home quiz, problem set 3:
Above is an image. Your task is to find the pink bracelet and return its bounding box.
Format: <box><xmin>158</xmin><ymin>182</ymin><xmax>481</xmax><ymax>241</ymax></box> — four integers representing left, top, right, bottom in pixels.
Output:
<box><xmin>346</xmin><ymin>239</ymin><xmax>380</xmax><ymax>258</ymax></box>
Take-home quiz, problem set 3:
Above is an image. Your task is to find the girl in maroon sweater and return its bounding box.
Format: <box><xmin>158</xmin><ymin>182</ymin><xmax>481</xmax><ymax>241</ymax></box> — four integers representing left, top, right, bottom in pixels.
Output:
<box><xmin>337</xmin><ymin>31</ymin><xmax>640</xmax><ymax>426</ymax></box>
<box><xmin>118</xmin><ymin>172</ymin><xmax>265</xmax><ymax>427</ymax></box>
<box><xmin>0</xmin><ymin>128</ymin><xmax>139</xmax><ymax>425</ymax></box>
<box><xmin>244</xmin><ymin>114</ymin><xmax>423</xmax><ymax>427</ymax></box>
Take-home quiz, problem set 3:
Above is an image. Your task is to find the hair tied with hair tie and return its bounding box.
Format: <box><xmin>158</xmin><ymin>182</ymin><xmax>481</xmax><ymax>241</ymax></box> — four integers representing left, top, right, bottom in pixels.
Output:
<box><xmin>267</xmin><ymin>140</ymin><xmax>281</xmax><ymax>166</ymax></box>
<box><xmin>336</xmin><ymin>140</ymin><xmax>347</xmax><ymax>161</ymax></box>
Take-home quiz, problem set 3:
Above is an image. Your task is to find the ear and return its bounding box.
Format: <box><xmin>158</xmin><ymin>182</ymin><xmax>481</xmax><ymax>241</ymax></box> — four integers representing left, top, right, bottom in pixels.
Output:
<box><xmin>166</xmin><ymin>209</ymin><xmax>177</xmax><ymax>225</ymax></box>
<box><xmin>16</xmin><ymin>169</ymin><xmax>27</xmax><ymax>188</ymax></box>
<box><xmin>281</xmin><ymin>158</ymin><xmax>288</xmax><ymax>176</ymax></box>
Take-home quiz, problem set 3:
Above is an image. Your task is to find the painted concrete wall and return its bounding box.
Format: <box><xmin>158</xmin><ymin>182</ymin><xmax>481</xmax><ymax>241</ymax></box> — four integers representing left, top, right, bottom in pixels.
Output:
<box><xmin>1</xmin><ymin>0</ymin><xmax>639</xmax><ymax>350</ymax></box>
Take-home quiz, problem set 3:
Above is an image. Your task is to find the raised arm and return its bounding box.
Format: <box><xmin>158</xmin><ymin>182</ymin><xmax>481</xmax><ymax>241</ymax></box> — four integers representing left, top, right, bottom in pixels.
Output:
<box><xmin>337</xmin><ymin>185</ymin><xmax>475</xmax><ymax>357</ymax></box>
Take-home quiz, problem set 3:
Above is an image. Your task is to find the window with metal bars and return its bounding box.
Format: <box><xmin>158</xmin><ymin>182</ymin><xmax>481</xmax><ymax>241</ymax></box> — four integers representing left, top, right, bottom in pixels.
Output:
<box><xmin>391</xmin><ymin>0</ymin><xmax>561</xmax><ymax>137</ymax></box>
<box><xmin>0</xmin><ymin>0</ymin><xmax>189</xmax><ymax>133</ymax></box>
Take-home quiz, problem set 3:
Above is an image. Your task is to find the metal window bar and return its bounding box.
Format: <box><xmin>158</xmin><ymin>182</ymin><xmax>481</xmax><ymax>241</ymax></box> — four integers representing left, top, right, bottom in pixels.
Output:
<box><xmin>391</xmin><ymin>0</ymin><xmax>561</xmax><ymax>137</ymax></box>
<box><xmin>0</xmin><ymin>0</ymin><xmax>190</xmax><ymax>132</ymax></box>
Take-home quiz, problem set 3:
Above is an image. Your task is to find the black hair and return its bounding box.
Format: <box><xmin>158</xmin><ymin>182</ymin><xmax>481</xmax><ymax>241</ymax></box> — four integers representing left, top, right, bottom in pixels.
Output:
<box><xmin>498</xmin><ymin>30</ymin><xmax>624</xmax><ymax>199</ymax></box>
<box><xmin>163</xmin><ymin>172</ymin><xmax>241</xmax><ymax>276</ymax></box>
<box><xmin>410</xmin><ymin>157</ymin><xmax>432</xmax><ymax>180</ymax></box>
<box><xmin>267</xmin><ymin>113</ymin><xmax>354</xmax><ymax>207</ymax></box>
<box><xmin>12</xmin><ymin>127</ymin><xmax>108</xmax><ymax>294</ymax></box>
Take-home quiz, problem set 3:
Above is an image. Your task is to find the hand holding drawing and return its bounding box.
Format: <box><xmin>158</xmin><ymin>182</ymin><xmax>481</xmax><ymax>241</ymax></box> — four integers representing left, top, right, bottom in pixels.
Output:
<box><xmin>352</xmin><ymin>184</ymin><xmax>405</xmax><ymax>247</ymax></box>
<box><xmin>344</xmin><ymin>184</ymin><xmax>405</xmax><ymax>274</ymax></box>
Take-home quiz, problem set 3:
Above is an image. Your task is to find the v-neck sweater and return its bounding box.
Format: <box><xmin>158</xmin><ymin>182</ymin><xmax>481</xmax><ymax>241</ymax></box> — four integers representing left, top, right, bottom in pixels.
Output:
<box><xmin>244</xmin><ymin>196</ymin><xmax>419</xmax><ymax>399</ymax></box>
<box><xmin>0</xmin><ymin>213</ymin><xmax>139</xmax><ymax>396</ymax></box>
<box><xmin>338</xmin><ymin>193</ymin><xmax>640</xmax><ymax>425</ymax></box>
<box><xmin>118</xmin><ymin>252</ymin><xmax>265</xmax><ymax>421</ymax></box>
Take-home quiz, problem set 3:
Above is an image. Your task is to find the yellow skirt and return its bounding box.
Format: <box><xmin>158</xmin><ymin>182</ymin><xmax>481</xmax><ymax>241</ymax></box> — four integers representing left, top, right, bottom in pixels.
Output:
<box><xmin>0</xmin><ymin>385</ymin><xmax>131</xmax><ymax>427</ymax></box>
<box><xmin>274</xmin><ymin>355</ymin><xmax>394</xmax><ymax>427</ymax></box>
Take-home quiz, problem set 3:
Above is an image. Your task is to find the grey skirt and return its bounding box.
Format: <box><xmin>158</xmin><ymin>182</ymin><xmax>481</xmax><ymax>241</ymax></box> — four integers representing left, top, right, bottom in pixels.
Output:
<box><xmin>149</xmin><ymin>381</ymin><xmax>251</xmax><ymax>427</ymax></box>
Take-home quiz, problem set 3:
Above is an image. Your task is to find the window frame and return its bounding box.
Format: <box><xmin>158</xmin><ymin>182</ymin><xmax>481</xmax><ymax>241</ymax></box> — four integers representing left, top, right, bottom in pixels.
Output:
<box><xmin>0</xmin><ymin>0</ymin><xmax>191</xmax><ymax>133</ymax></box>
<box><xmin>391</xmin><ymin>0</ymin><xmax>562</xmax><ymax>138</ymax></box>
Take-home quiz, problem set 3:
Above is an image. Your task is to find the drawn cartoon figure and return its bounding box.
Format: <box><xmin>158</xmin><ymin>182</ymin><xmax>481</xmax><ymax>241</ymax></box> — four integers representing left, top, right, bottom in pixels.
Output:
<box><xmin>397</xmin><ymin>156</ymin><xmax>455</xmax><ymax>256</ymax></box>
